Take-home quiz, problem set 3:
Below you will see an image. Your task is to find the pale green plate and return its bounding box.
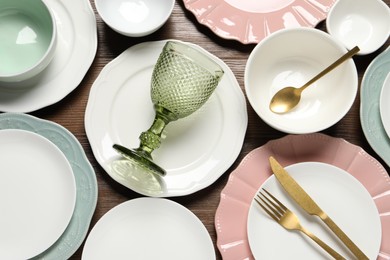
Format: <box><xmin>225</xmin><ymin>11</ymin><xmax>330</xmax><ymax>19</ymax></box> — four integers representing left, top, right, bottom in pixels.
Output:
<box><xmin>360</xmin><ymin>46</ymin><xmax>390</xmax><ymax>167</ymax></box>
<box><xmin>0</xmin><ymin>113</ymin><xmax>97</xmax><ymax>260</ymax></box>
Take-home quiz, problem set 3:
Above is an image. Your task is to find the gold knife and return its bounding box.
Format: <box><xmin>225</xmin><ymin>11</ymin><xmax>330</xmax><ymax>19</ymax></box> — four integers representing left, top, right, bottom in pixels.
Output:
<box><xmin>269</xmin><ymin>156</ymin><xmax>368</xmax><ymax>260</ymax></box>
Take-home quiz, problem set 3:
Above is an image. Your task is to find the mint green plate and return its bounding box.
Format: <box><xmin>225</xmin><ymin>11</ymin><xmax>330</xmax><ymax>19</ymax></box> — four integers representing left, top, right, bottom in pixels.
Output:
<box><xmin>0</xmin><ymin>113</ymin><xmax>97</xmax><ymax>259</ymax></box>
<box><xmin>360</xmin><ymin>46</ymin><xmax>390</xmax><ymax>167</ymax></box>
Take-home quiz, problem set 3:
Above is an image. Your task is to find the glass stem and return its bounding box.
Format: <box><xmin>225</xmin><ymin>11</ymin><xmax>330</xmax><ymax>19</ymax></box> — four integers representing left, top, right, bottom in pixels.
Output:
<box><xmin>136</xmin><ymin>105</ymin><xmax>177</xmax><ymax>160</ymax></box>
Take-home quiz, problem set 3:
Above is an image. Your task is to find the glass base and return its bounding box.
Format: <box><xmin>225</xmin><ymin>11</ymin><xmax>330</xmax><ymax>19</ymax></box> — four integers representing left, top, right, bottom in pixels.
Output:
<box><xmin>113</xmin><ymin>144</ymin><xmax>166</xmax><ymax>176</ymax></box>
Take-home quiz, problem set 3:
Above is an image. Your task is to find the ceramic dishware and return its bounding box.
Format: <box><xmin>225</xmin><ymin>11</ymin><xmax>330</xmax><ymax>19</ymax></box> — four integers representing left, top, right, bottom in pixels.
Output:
<box><xmin>0</xmin><ymin>113</ymin><xmax>98</xmax><ymax>259</ymax></box>
<box><xmin>326</xmin><ymin>0</ymin><xmax>390</xmax><ymax>55</ymax></box>
<box><xmin>85</xmin><ymin>40</ymin><xmax>247</xmax><ymax>197</ymax></box>
<box><xmin>82</xmin><ymin>198</ymin><xmax>215</xmax><ymax>259</ymax></box>
<box><xmin>95</xmin><ymin>0</ymin><xmax>175</xmax><ymax>37</ymax></box>
<box><xmin>269</xmin><ymin>46</ymin><xmax>359</xmax><ymax>114</ymax></box>
<box><xmin>0</xmin><ymin>0</ymin><xmax>57</xmax><ymax>84</ymax></box>
<box><xmin>215</xmin><ymin>133</ymin><xmax>390</xmax><ymax>259</ymax></box>
<box><xmin>245</xmin><ymin>27</ymin><xmax>358</xmax><ymax>134</ymax></box>
<box><xmin>182</xmin><ymin>0</ymin><xmax>336</xmax><ymax>44</ymax></box>
<box><xmin>248</xmin><ymin>162</ymin><xmax>380</xmax><ymax>259</ymax></box>
<box><xmin>360</xmin><ymin>46</ymin><xmax>390</xmax><ymax>167</ymax></box>
<box><xmin>113</xmin><ymin>40</ymin><xmax>224</xmax><ymax>178</ymax></box>
<box><xmin>0</xmin><ymin>129</ymin><xmax>76</xmax><ymax>259</ymax></box>
<box><xmin>0</xmin><ymin>0</ymin><xmax>97</xmax><ymax>113</ymax></box>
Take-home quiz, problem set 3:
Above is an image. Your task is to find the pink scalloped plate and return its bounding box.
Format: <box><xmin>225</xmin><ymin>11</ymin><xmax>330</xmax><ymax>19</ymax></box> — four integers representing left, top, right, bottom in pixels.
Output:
<box><xmin>215</xmin><ymin>133</ymin><xmax>390</xmax><ymax>259</ymax></box>
<box><xmin>183</xmin><ymin>0</ymin><xmax>336</xmax><ymax>44</ymax></box>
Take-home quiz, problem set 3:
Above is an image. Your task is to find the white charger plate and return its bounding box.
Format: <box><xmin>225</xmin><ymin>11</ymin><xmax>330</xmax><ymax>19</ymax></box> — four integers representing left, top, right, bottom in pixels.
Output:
<box><xmin>0</xmin><ymin>129</ymin><xmax>76</xmax><ymax>259</ymax></box>
<box><xmin>82</xmin><ymin>198</ymin><xmax>215</xmax><ymax>259</ymax></box>
<box><xmin>0</xmin><ymin>0</ymin><xmax>97</xmax><ymax>112</ymax></box>
<box><xmin>247</xmin><ymin>162</ymin><xmax>381</xmax><ymax>259</ymax></box>
<box><xmin>380</xmin><ymin>72</ymin><xmax>390</xmax><ymax>139</ymax></box>
<box><xmin>85</xmin><ymin>40</ymin><xmax>247</xmax><ymax>197</ymax></box>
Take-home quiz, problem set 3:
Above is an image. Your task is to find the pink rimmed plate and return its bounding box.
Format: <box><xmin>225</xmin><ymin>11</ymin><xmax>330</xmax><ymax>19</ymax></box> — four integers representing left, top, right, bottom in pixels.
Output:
<box><xmin>182</xmin><ymin>0</ymin><xmax>336</xmax><ymax>44</ymax></box>
<box><xmin>215</xmin><ymin>133</ymin><xmax>390</xmax><ymax>259</ymax></box>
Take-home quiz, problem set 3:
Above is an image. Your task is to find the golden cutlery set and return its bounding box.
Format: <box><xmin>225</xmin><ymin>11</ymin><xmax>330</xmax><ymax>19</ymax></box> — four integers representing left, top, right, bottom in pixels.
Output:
<box><xmin>256</xmin><ymin>157</ymin><xmax>368</xmax><ymax>260</ymax></box>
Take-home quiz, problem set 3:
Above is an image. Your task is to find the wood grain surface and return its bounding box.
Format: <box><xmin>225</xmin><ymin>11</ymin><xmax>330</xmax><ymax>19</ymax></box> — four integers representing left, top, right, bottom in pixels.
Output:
<box><xmin>23</xmin><ymin>1</ymin><xmax>390</xmax><ymax>259</ymax></box>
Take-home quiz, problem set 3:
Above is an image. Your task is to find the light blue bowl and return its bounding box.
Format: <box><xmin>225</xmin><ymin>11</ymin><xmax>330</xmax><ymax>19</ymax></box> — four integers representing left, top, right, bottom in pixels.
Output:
<box><xmin>0</xmin><ymin>0</ymin><xmax>57</xmax><ymax>84</ymax></box>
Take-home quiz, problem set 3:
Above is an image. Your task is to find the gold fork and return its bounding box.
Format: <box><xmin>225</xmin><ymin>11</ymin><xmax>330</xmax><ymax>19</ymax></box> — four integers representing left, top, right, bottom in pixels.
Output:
<box><xmin>255</xmin><ymin>189</ymin><xmax>346</xmax><ymax>260</ymax></box>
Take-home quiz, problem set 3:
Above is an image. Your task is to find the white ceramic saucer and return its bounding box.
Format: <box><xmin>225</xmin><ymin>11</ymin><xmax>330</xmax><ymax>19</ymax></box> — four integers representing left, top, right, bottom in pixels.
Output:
<box><xmin>85</xmin><ymin>40</ymin><xmax>247</xmax><ymax>197</ymax></box>
<box><xmin>247</xmin><ymin>162</ymin><xmax>381</xmax><ymax>259</ymax></box>
<box><xmin>0</xmin><ymin>0</ymin><xmax>97</xmax><ymax>112</ymax></box>
<box><xmin>82</xmin><ymin>198</ymin><xmax>215</xmax><ymax>259</ymax></box>
<box><xmin>0</xmin><ymin>129</ymin><xmax>76</xmax><ymax>259</ymax></box>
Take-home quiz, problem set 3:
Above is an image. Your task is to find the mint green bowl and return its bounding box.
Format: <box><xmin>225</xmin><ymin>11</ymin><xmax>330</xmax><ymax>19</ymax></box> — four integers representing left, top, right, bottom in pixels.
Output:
<box><xmin>0</xmin><ymin>0</ymin><xmax>57</xmax><ymax>84</ymax></box>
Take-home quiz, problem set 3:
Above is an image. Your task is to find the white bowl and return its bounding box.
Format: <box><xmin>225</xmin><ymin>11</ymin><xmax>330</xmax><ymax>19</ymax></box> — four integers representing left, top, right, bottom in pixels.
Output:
<box><xmin>245</xmin><ymin>28</ymin><xmax>358</xmax><ymax>134</ymax></box>
<box><xmin>0</xmin><ymin>0</ymin><xmax>57</xmax><ymax>84</ymax></box>
<box><xmin>95</xmin><ymin>0</ymin><xmax>175</xmax><ymax>37</ymax></box>
<box><xmin>326</xmin><ymin>0</ymin><xmax>390</xmax><ymax>55</ymax></box>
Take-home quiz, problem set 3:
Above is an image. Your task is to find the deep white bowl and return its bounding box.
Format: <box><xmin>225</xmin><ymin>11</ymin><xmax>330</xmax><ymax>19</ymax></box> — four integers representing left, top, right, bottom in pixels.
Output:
<box><xmin>95</xmin><ymin>0</ymin><xmax>175</xmax><ymax>37</ymax></box>
<box><xmin>326</xmin><ymin>0</ymin><xmax>390</xmax><ymax>55</ymax></box>
<box><xmin>245</xmin><ymin>28</ymin><xmax>358</xmax><ymax>134</ymax></box>
<box><xmin>0</xmin><ymin>0</ymin><xmax>57</xmax><ymax>84</ymax></box>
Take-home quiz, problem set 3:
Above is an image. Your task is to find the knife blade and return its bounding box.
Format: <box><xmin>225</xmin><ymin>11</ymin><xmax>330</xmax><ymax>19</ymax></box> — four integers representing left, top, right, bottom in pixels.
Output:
<box><xmin>269</xmin><ymin>156</ymin><xmax>368</xmax><ymax>260</ymax></box>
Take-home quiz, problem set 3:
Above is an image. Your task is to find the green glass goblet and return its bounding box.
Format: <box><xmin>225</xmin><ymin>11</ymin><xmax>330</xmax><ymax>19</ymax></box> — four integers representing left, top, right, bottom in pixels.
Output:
<box><xmin>113</xmin><ymin>41</ymin><xmax>224</xmax><ymax>177</ymax></box>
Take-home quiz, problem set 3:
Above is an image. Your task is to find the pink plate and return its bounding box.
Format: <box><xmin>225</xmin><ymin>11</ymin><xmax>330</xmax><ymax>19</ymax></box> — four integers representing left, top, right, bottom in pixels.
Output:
<box><xmin>183</xmin><ymin>0</ymin><xmax>336</xmax><ymax>44</ymax></box>
<box><xmin>215</xmin><ymin>133</ymin><xmax>390</xmax><ymax>259</ymax></box>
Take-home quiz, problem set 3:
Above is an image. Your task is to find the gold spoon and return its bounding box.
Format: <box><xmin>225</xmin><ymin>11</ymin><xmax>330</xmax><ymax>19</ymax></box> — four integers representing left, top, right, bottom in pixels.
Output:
<box><xmin>269</xmin><ymin>46</ymin><xmax>360</xmax><ymax>114</ymax></box>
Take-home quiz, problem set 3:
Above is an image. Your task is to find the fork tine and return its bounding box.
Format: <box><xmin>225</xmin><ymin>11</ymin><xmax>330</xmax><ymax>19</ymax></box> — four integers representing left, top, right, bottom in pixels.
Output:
<box><xmin>254</xmin><ymin>196</ymin><xmax>279</xmax><ymax>222</ymax></box>
<box><xmin>257</xmin><ymin>192</ymin><xmax>283</xmax><ymax>219</ymax></box>
<box><xmin>262</xmin><ymin>188</ymin><xmax>288</xmax><ymax>211</ymax></box>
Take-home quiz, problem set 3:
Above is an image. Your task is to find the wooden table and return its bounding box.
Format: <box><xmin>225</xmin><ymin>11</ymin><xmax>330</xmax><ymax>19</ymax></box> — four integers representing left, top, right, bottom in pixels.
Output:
<box><xmin>28</xmin><ymin>1</ymin><xmax>390</xmax><ymax>259</ymax></box>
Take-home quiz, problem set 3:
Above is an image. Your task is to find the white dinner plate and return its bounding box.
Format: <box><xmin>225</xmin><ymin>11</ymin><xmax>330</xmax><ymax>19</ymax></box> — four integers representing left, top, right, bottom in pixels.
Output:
<box><xmin>0</xmin><ymin>129</ymin><xmax>76</xmax><ymax>259</ymax></box>
<box><xmin>82</xmin><ymin>198</ymin><xmax>215</xmax><ymax>259</ymax></box>
<box><xmin>0</xmin><ymin>0</ymin><xmax>97</xmax><ymax>112</ymax></box>
<box><xmin>85</xmin><ymin>40</ymin><xmax>247</xmax><ymax>197</ymax></box>
<box><xmin>380</xmin><ymin>72</ymin><xmax>390</xmax><ymax>139</ymax></box>
<box><xmin>247</xmin><ymin>162</ymin><xmax>381</xmax><ymax>259</ymax></box>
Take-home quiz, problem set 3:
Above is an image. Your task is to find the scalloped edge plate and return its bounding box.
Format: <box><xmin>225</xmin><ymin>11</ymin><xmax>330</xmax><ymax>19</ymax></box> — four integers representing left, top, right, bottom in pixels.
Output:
<box><xmin>183</xmin><ymin>0</ymin><xmax>336</xmax><ymax>44</ymax></box>
<box><xmin>215</xmin><ymin>133</ymin><xmax>390</xmax><ymax>259</ymax></box>
<box><xmin>0</xmin><ymin>113</ymin><xmax>98</xmax><ymax>260</ymax></box>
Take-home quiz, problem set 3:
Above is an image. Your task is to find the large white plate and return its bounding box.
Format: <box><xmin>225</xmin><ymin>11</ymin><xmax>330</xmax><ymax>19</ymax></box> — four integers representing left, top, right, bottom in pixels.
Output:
<box><xmin>82</xmin><ymin>198</ymin><xmax>215</xmax><ymax>259</ymax></box>
<box><xmin>0</xmin><ymin>112</ymin><xmax>98</xmax><ymax>260</ymax></box>
<box><xmin>85</xmin><ymin>40</ymin><xmax>247</xmax><ymax>197</ymax></box>
<box><xmin>380</xmin><ymin>73</ymin><xmax>390</xmax><ymax>139</ymax></box>
<box><xmin>0</xmin><ymin>129</ymin><xmax>76</xmax><ymax>259</ymax></box>
<box><xmin>0</xmin><ymin>0</ymin><xmax>97</xmax><ymax>112</ymax></box>
<box><xmin>247</xmin><ymin>162</ymin><xmax>381</xmax><ymax>259</ymax></box>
